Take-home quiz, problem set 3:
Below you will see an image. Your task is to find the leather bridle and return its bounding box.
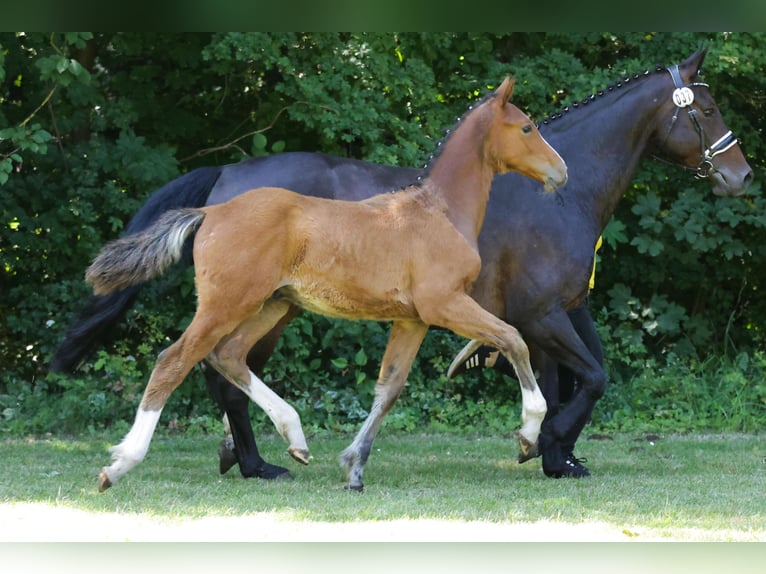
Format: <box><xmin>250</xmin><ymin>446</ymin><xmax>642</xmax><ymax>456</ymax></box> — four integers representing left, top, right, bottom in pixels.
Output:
<box><xmin>657</xmin><ymin>64</ymin><xmax>739</xmax><ymax>179</ymax></box>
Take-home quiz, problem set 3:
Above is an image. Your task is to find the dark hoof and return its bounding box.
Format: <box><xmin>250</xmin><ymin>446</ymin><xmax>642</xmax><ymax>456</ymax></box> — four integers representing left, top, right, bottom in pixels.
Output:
<box><xmin>98</xmin><ymin>468</ymin><xmax>113</xmax><ymax>492</ymax></box>
<box><xmin>219</xmin><ymin>440</ymin><xmax>293</xmax><ymax>480</ymax></box>
<box><xmin>288</xmin><ymin>447</ymin><xmax>311</xmax><ymax>466</ymax></box>
<box><xmin>543</xmin><ymin>464</ymin><xmax>591</xmax><ymax>479</ymax></box>
<box><xmin>542</xmin><ymin>447</ymin><xmax>591</xmax><ymax>479</ymax></box>
<box><xmin>344</xmin><ymin>483</ymin><xmax>364</xmax><ymax>493</ymax></box>
<box><xmin>539</xmin><ymin>430</ymin><xmax>565</xmax><ymax>477</ymax></box>
<box><xmin>244</xmin><ymin>463</ymin><xmax>293</xmax><ymax>481</ymax></box>
<box><xmin>219</xmin><ymin>440</ymin><xmax>238</xmax><ymax>475</ymax></box>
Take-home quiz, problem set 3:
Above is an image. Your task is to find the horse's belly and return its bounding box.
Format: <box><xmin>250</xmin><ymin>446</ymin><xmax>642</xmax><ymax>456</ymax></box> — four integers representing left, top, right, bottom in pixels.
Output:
<box><xmin>277</xmin><ymin>281</ymin><xmax>416</xmax><ymax>322</ymax></box>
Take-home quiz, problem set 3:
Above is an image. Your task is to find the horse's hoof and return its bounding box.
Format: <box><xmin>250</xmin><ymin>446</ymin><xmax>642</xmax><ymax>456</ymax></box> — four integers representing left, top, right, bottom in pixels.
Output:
<box><xmin>517</xmin><ymin>436</ymin><xmax>540</xmax><ymax>463</ymax></box>
<box><xmin>288</xmin><ymin>447</ymin><xmax>311</xmax><ymax>465</ymax></box>
<box><xmin>544</xmin><ymin>464</ymin><xmax>591</xmax><ymax>479</ymax></box>
<box><xmin>218</xmin><ymin>440</ymin><xmax>238</xmax><ymax>475</ymax></box>
<box><xmin>545</xmin><ymin>452</ymin><xmax>591</xmax><ymax>479</ymax></box>
<box><xmin>246</xmin><ymin>463</ymin><xmax>293</xmax><ymax>481</ymax></box>
<box><xmin>98</xmin><ymin>468</ymin><xmax>113</xmax><ymax>492</ymax></box>
<box><xmin>344</xmin><ymin>483</ymin><xmax>364</xmax><ymax>493</ymax></box>
<box><xmin>269</xmin><ymin>469</ymin><xmax>293</xmax><ymax>481</ymax></box>
<box><xmin>518</xmin><ymin>451</ymin><xmax>535</xmax><ymax>464</ymax></box>
<box><xmin>538</xmin><ymin>431</ymin><xmax>587</xmax><ymax>478</ymax></box>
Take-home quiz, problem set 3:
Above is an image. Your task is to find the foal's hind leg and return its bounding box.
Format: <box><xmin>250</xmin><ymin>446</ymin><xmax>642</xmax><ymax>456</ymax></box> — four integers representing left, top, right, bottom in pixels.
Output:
<box><xmin>340</xmin><ymin>320</ymin><xmax>429</xmax><ymax>491</ymax></box>
<box><xmin>207</xmin><ymin>299</ymin><xmax>310</xmax><ymax>465</ymax></box>
<box><xmin>99</xmin><ymin>316</ymin><xmax>230</xmax><ymax>491</ymax></box>
<box><xmin>214</xmin><ymin>305</ymin><xmax>302</xmax><ymax>477</ymax></box>
<box><xmin>206</xmin><ymin>368</ymin><xmax>290</xmax><ymax>479</ymax></box>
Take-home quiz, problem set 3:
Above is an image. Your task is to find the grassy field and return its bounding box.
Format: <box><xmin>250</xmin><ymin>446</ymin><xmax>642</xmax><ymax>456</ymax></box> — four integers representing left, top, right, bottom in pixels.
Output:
<box><xmin>1</xmin><ymin>430</ymin><xmax>764</xmax><ymax>542</ymax></box>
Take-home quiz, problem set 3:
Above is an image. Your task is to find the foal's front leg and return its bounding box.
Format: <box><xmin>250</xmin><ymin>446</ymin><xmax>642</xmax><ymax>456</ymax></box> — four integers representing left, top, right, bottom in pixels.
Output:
<box><xmin>422</xmin><ymin>293</ymin><xmax>547</xmax><ymax>459</ymax></box>
<box><xmin>340</xmin><ymin>320</ymin><xmax>429</xmax><ymax>491</ymax></box>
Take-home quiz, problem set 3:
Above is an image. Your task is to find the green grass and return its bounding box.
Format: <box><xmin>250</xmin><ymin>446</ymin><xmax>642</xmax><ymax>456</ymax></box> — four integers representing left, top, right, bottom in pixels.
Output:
<box><xmin>1</xmin><ymin>431</ymin><xmax>765</xmax><ymax>541</ymax></box>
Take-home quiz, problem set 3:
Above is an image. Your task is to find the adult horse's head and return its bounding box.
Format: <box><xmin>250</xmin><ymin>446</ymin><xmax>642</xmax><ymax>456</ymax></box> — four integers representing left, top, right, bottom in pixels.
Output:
<box><xmin>653</xmin><ymin>48</ymin><xmax>753</xmax><ymax>197</ymax></box>
<box><xmin>489</xmin><ymin>77</ymin><xmax>568</xmax><ymax>192</ymax></box>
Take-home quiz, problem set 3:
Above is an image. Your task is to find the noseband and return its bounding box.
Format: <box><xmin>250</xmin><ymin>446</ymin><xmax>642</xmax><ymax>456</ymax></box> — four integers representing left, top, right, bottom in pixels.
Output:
<box><xmin>658</xmin><ymin>65</ymin><xmax>739</xmax><ymax>179</ymax></box>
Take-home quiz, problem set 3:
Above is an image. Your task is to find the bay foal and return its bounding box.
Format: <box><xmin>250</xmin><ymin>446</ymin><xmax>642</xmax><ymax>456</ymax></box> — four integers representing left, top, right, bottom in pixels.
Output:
<box><xmin>86</xmin><ymin>77</ymin><xmax>567</xmax><ymax>491</ymax></box>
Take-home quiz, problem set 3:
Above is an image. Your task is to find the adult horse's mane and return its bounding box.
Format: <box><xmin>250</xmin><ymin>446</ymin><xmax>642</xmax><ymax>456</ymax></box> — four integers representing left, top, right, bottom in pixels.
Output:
<box><xmin>538</xmin><ymin>64</ymin><xmax>670</xmax><ymax>128</ymax></box>
<box><xmin>423</xmin><ymin>62</ymin><xmax>674</xmax><ymax>182</ymax></box>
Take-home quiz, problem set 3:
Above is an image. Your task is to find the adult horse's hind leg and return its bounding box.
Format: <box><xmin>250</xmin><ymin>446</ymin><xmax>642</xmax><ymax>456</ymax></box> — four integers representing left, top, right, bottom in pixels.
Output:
<box><xmin>207</xmin><ymin>299</ymin><xmax>311</xmax><ymax>465</ymax></box>
<box><xmin>206</xmin><ymin>368</ymin><xmax>291</xmax><ymax>479</ymax></box>
<box><xmin>340</xmin><ymin>320</ymin><xmax>429</xmax><ymax>491</ymax></box>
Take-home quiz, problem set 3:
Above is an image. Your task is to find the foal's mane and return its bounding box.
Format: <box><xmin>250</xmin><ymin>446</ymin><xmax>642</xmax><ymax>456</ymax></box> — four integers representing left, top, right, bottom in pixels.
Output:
<box><xmin>419</xmin><ymin>89</ymin><xmax>500</xmax><ymax>179</ymax></box>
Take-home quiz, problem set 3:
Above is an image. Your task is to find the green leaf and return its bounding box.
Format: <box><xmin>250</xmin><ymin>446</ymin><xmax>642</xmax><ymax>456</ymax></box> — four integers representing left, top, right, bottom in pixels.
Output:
<box><xmin>630</xmin><ymin>236</ymin><xmax>664</xmax><ymax>256</ymax></box>
<box><xmin>603</xmin><ymin>217</ymin><xmax>628</xmax><ymax>246</ymax></box>
<box><xmin>252</xmin><ymin>133</ymin><xmax>267</xmax><ymax>152</ymax></box>
<box><xmin>331</xmin><ymin>357</ymin><xmax>348</xmax><ymax>369</ymax></box>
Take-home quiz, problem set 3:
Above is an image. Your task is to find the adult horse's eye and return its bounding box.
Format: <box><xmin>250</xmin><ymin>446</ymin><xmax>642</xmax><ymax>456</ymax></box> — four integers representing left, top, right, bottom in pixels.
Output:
<box><xmin>703</xmin><ymin>108</ymin><xmax>716</xmax><ymax>117</ymax></box>
<box><xmin>522</xmin><ymin>124</ymin><xmax>533</xmax><ymax>134</ymax></box>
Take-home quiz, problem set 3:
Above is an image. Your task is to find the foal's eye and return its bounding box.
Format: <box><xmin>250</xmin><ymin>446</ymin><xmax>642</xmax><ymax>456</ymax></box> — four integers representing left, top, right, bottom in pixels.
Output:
<box><xmin>522</xmin><ymin>124</ymin><xmax>533</xmax><ymax>134</ymax></box>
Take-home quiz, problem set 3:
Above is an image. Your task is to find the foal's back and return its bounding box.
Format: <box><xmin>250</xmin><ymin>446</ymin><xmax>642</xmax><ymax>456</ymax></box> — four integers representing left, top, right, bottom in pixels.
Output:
<box><xmin>194</xmin><ymin>185</ymin><xmax>480</xmax><ymax>322</ymax></box>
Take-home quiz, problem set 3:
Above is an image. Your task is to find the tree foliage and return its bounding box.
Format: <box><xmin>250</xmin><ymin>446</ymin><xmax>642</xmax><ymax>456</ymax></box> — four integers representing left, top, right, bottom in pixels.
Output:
<box><xmin>2</xmin><ymin>33</ymin><xmax>765</xmax><ymax>435</ymax></box>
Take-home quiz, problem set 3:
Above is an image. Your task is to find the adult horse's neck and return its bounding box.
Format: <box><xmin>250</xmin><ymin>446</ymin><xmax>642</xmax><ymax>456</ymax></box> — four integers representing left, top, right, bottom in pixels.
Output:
<box><xmin>541</xmin><ymin>69</ymin><xmax>674</xmax><ymax>234</ymax></box>
<box><xmin>421</xmin><ymin>106</ymin><xmax>495</xmax><ymax>245</ymax></box>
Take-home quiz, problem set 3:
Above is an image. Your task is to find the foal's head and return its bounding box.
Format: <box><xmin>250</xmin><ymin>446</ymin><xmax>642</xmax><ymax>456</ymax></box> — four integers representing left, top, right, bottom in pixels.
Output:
<box><xmin>486</xmin><ymin>77</ymin><xmax>568</xmax><ymax>192</ymax></box>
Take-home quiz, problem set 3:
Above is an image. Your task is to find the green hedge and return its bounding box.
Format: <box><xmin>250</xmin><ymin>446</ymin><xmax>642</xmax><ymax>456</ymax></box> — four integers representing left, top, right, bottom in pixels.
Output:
<box><xmin>2</xmin><ymin>33</ymin><xmax>765</xmax><ymax>437</ymax></box>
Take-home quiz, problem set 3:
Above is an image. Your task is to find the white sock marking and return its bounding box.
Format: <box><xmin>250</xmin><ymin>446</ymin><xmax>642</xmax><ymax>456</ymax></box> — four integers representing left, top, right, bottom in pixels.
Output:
<box><xmin>242</xmin><ymin>372</ymin><xmax>308</xmax><ymax>452</ymax></box>
<box><xmin>106</xmin><ymin>408</ymin><xmax>162</xmax><ymax>483</ymax></box>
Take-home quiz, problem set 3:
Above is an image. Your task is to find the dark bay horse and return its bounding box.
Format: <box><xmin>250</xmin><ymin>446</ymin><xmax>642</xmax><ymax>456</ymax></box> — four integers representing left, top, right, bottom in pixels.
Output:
<box><xmin>85</xmin><ymin>77</ymin><xmax>568</xmax><ymax>491</ymax></box>
<box><xmin>54</xmin><ymin>49</ymin><xmax>752</xmax><ymax>481</ymax></box>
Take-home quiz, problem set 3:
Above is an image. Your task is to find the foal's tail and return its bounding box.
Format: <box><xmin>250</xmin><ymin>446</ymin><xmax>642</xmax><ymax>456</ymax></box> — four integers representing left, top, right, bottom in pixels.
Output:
<box><xmin>85</xmin><ymin>208</ymin><xmax>206</xmax><ymax>295</ymax></box>
<box><xmin>51</xmin><ymin>166</ymin><xmax>221</xmax><ymax>372</ymax></box>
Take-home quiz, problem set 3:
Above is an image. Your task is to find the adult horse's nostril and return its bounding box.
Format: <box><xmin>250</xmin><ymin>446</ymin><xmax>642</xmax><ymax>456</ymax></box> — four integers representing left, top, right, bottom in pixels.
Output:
<box><xmin>743</xmin><ymin>169</ymin><xmax>754</xmax><ymax>188</ymax></box>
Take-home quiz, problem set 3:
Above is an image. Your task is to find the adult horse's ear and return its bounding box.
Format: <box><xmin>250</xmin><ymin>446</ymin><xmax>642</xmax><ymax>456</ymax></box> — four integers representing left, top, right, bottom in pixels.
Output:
<box><xmin>680</xmin><ymin>47</ymin><xmax>708</xmax><ymax>79</ymax></box>
<box><xmin>497</xmin><ymin>76</ymin><xmax>515</xmax><ymax>106</ymax></box>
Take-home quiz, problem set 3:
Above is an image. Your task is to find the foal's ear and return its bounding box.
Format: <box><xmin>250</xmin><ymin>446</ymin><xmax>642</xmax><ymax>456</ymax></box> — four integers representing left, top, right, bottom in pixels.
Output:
<box><xmin>497</xmin><ymin>76</ymin><xmax>516</xmax><ymax>106</ymax></box>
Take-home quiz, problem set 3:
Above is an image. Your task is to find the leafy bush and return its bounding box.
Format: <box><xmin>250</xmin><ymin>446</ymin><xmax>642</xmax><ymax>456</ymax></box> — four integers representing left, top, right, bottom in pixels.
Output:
<box><xmin>2</xmin><ymin>32</ymin><xmax>765</xmax><ymax>437</ymax></box>
<box><xmin>597</xmin><ymin>350</ymin><xmax>766</xmax><ymax>433</ymax></box>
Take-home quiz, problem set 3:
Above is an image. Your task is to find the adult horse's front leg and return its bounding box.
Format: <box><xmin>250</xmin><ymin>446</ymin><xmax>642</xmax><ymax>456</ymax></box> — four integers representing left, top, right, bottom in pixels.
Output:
<box><xmin>523</xmin><ymin>308</ymin><xmax>605</xmax><ymax>478</ymax></box>
<box><xmin>340</xmin><ymin>320</ymin><xmax>429</xmax><ymax>491</ymax></box>
<box><xmin>206</xmin><ymin>369</ymin><xmax>291</xmax><ymax>479</ymax></box>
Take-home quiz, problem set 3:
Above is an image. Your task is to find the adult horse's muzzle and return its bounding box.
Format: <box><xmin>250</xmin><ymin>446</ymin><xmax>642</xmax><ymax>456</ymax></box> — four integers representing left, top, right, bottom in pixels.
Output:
<box><xmin>709</xmin><ymin>163</ymin><xmax>753</xmax><ymax>197</ymax></box>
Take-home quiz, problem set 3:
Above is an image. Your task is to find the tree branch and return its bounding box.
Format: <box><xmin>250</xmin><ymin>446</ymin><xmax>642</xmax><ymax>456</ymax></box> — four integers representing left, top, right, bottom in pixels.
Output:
<box><xmin>180</xmin><ymin>100</ymin><xmax>337</xmax><ymax>163</ymax></box>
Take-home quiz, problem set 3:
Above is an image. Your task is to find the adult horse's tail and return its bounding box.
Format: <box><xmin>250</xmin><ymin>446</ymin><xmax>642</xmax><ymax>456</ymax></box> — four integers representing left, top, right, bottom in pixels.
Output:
<box><xmin>85</xmin><ymin>208</ymin><xmax>205</xmax><ymax>295</ymax></box>
<box><xmin>50</xmin><ymin>166</ymin><xmax>221</xmax><ymax>372</ymax></box>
